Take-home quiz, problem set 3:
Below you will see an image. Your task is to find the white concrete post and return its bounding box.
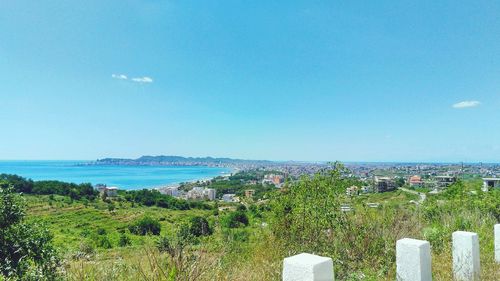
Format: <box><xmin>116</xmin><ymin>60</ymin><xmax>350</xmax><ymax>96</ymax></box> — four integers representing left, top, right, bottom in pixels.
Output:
<box><xmin>452</xmin><ymin>231</ymin><xmax>480</xmax><ymax>280</ymax></box>
<box><xmin>495</xmin><ymin>224</ymin><xmax>500</xmax><ymax>263</ymax></box>
<box><xmin>396</xmin><ymin>238</ymin><xmax>432</xmax><ymax>281</ymax></box>
<box><xmin>283</xmin><ymin>253</ymin><xmax>334</xmax><ymax>281</ymax></box>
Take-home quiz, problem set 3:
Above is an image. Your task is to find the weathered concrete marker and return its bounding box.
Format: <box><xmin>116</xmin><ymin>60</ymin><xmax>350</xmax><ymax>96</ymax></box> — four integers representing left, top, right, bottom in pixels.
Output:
<box><xmin>396</xmin><ymin>238</ymin><xmax>432</xmax><ymax>281</ymax></box>
<box><xmin>495</xmin><ymin>224</ymin><xmax>500</xmax><ymax>263</ymax></box>
<box><xmin>452</xmin><ymin>231</ymin><xmax>480</xmax><ymax>280</ymax></box>
<box><xmin>283</xmin><ymin>253</ymin><xmax>334</xmax><ymax>281</ymax></box>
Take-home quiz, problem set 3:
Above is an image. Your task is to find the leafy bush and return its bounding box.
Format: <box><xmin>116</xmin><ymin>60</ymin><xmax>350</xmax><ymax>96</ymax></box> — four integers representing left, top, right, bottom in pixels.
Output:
<box><xmin>422</xmin><ymin>226</ymin><xmax>448</xmax><ymax>252</ymax></box>
<box><xmin>97</xmin><ymin>235</ymin><xmax>113</xmax><ymax>249</ymax></box>
<box><xmin>189</xmin><ymin>216</ymin><xmax>213</xmax><ymax>237</ymax></box>
<box><xmin>270</xmin><ymin>163</ymin><xmax>411</xmax><ymax>279</ymax></box>
<box><xmin>118</xmin><ymin>233</ymin><xmax>131</xmax><ymax>247</ymax></box>
<box><xmin>223</xmin><ymin>211</ymin><xmax>249</xmax><ymax>228</ymax></box>
<box><xmin>156</xmin><ymin>235</ymin><xmax>171</xmax><ymax>253</ymax></box>
<box><xmin>0</xmin><ymin>183</ymin><xmax>60</xmax><ymax>279</ymax></box>
<box><xmin>129</xmin><ymin>216</ymin><xmax>161</xmax><ymax>235</ymax></box>
<box><xmin>0</xmin><ymin>174</ymin><xmax>98</xmax><ymax>200</ymax></box>
<box><xmin>0</xmin><ymin>174</ymin><xmax>33</xmax><ymax>193</ymax></box>
<box><xmin>123</xmin><ymin>189</ymin><xmax>210</xmax><ymax>210</ymax></box>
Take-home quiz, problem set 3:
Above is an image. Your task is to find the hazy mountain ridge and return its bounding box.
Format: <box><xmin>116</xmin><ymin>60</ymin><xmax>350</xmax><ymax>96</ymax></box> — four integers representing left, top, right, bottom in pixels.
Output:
<box><xmin>89</xmin><ymin>155</ymin><xmax>275</xmax><ymax>167</ymax></box>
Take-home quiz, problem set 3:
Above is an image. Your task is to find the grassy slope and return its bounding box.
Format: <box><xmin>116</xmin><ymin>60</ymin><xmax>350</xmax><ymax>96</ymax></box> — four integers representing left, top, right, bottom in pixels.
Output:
<box><xmin>23</xmin><ymin>186</ymin><xmax>499</xmax><ymax>280</ymax></box>
<box><xmin>25</xmin><ymin>195</ymin><xmax>211</xmax><ymax>250</ymax></box>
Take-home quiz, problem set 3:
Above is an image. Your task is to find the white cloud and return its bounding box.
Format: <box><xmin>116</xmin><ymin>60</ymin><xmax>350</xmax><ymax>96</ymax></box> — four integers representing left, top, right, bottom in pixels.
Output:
<box><xmin>111</xmin><ymin>74</ymin><xmax>128</xmax><ymax>80</ymax></box>
<box><xmin>131</xmin><ymin>76</ymin><xmax>153</xmax><ymax>83</ymax></box>
<box><xmin>452</xmin><ymin>100</ymin><xmax>480</xmax><ymax>109</ymax></box>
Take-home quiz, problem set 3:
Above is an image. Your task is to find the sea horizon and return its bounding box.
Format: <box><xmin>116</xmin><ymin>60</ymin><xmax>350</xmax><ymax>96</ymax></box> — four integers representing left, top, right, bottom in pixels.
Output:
<box><xmin>0</xmin><ymin>160</ymin><xmax>231</xmax><ymax>190</ymax></box>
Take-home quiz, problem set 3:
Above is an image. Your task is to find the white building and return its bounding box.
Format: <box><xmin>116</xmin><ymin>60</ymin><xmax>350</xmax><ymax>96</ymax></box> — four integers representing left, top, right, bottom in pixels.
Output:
<box><xmin>435</xmin><ymin>175</ymin><xmax>456</xmax><ymax>189</ymax></box>
<box><xmin>163</xmin><ymin>187</ymin><xmax>181</xmax><ymax>197</ymax></box>
<box><xmin>203</xmin><ymin>188</ymin><xmax>216</xmax><ymax>201</ymax></box>
<box><xmin>482</xmin><ymin>178</ymin><xmax>500</xmax><ymax>191</ymax></box>
<box><xmin>105</xmin><ymin>186</ymin><xmax>118</xmax><ymax>197</ymax></box>
<box><xmin>96</xmin><ymin>184</ymin><xmax>118</xmax><ymax>197</ymax></box>
<box><xmin>187</xmin><ymin>187</ymin><xmax>204</xmax><ymax>200</ymax></box>
<box><xmin>222</xmin><ymin>194</ymin><xmax>236</xmax><ymax>202</ymax></box>
<box><xmin>374</xmin><ymin>176</ymin><xmax>396</xmax><ymax>193</ymax></box>
<box><xmin>187</xmin><ymin>187</ymin><xmax>216</xmax><ymax>201</ymax></box>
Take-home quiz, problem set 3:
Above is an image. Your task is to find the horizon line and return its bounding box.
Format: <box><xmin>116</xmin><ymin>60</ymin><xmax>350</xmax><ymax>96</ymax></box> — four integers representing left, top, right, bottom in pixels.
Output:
<box><xmin>0</xmin><ymin>158</ymin><xmax>499</xmax><ymax>165</ymax></box>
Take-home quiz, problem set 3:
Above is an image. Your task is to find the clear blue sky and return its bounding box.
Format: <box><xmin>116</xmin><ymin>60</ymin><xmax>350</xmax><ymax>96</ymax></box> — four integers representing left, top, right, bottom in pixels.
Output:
<box><xmin>1</xmin><ymin>1</ymin><xmax>499</xmax><ymax>162</ymax></box>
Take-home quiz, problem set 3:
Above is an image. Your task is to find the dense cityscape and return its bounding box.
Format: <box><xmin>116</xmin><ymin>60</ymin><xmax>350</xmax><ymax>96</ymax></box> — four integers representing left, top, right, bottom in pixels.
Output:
<box><xmin>94</xmin><ymin>159</ymin><xmax>500</xmax><ymax>204</ymax></box>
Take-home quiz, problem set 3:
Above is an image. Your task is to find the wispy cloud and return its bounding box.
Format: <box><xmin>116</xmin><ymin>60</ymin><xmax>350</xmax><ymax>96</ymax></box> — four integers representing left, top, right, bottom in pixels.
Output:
<box><xmin>111</xmin><ymin>74</ymin><xmax>153</xmax><ymax>83</ymax></box>
<box><xmin>131</xmin><ymin>76</ymin><xmax>153</xmax><ymax>83</ymax></box>
<box><xmin>111</xmin><ymin>74</ymin><xmax>128</xmax><ymax>80</ymax></box>
<box><xmin>452</xmin><ymin>100</ymin><xmax>480</xmax><ymax>109</ymax></box>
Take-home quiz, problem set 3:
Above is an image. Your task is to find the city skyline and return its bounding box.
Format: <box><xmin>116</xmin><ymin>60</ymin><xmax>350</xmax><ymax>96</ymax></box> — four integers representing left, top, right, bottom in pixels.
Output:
<box><xmin>1</xmin><ymin>1</ymin><xmax>499</xmax><ymax>162</ymax></box>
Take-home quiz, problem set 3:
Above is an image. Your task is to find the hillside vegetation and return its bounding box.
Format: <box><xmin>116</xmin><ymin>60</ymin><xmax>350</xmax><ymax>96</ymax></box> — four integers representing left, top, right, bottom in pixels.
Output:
<box><xmin>0</xmin><ymin>164</ymin><xmax>499</xmax><ymax>280</ymax></box>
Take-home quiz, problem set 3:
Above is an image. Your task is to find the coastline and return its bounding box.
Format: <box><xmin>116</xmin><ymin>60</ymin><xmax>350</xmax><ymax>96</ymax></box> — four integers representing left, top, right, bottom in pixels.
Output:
<box><xmin>154</xmin><ymin>169</ymin><xmax>235</xmax><ymax>192</ymax></box>
<box><xmin>0</xmin><ymin>160</ymin><xmax>234</xmax><ymax>191</ymax></box>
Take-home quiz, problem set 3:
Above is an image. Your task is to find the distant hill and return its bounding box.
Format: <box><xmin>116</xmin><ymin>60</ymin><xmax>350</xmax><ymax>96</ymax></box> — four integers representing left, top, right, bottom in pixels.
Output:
<box><xmin>88</xmin><ymin>155</ymin><xmax>275</xmax><ymax>167</ymax></box>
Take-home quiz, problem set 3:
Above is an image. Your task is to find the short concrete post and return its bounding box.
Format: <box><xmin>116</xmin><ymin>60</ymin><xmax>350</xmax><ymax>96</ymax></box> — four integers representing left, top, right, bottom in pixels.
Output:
<box><xmin>283</xmin><ymin>253</ymin><xmax>334</xmax><ymax>281</ymax></box>
<box><xmin>396</xmin><ymin>238</ymin><xmax>432</xmax><ymax>281</ymax></box>
<box><xmin>495</xmin><ymin>224</ymin><xmax>500</xmax><ymax>263</ymax></box>
<box><xmin>452</xmin><ymin>231</ymin><xmax>480</xmax><ymax>280</ymax></box>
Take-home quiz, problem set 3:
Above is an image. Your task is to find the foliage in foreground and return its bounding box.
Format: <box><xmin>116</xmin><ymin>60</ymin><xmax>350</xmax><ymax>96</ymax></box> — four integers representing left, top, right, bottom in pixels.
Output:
<box><xmin>270</xmin><ymin>165</ymin><xmax>499</xmax><ymax>280</ymax></box>
<box><xmin>5</xmin><ymin>165</ymin><xmax>500</xmax><ymax>280</ymax></box>
<box><xmin>0</xmin><ymin>182</ymin><xmax>60</xmax><ymax>280</ymax></box>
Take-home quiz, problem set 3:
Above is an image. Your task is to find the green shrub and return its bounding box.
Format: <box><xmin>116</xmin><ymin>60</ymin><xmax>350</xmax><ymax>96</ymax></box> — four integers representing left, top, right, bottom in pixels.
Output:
<box><xmin>96</xmin><ymin>228</ymin><xmax>107</xmax><ymax>235</ymax></box>
<box><xmin>0</xmin><ymin>183</ymin><xmax>60</xmax><ymax>279</ymax></box>
<box><xmin>270</xmin><ymin>163</ymin><xmax>409</xmax><ymax>279</ymax></box>
<box><xmin>423</xmin><ymin>226</ymin><xmax>448</xmax><ymax>252</ymax></box>
<box><xmin>156</xmin><ymin>235</ymin><xmax>171</xmax><ymax>253</ymax></box>
<box><xmin>118</xmin><ymin>233</ymin><xmax>131</xmax><ymax>247</ymax></box>
<box><xmin>223</xmin><ymin>211</ymin><xmax>249</xmax><ymax>228</ymax></box>
<box><xmin>189</xmin><ymin>216</ymin><xmax>213</xmax><ymax>237</ymax></box>
<box><xmin>129</xmin><ymin>216</ymin><xmax>161</xmax><ymax>235</ymax></box>
<box><xmin>97</xmin><ymin>235</ymin><xmax>113</xmax><ymax>249</ymax></box>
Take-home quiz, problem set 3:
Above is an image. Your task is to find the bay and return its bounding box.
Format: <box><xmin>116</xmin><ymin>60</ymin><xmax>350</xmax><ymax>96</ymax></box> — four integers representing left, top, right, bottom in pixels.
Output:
<box><xmin>0</xmin><ymin>160</ymin><xmax>231</xmax><ymax>190</ymax></box>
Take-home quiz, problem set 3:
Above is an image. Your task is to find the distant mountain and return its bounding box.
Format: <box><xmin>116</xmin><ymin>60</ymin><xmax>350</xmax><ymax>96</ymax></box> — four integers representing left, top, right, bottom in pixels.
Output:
<box><xmin>88</xmin><ymin>155</ymin><xmax>275</xmax><ymax>167</ymax></box>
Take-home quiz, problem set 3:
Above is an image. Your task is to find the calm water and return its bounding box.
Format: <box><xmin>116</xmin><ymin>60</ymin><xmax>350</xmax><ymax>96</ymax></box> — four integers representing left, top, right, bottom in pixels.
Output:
<box><xmin>0</xmin><ymin>161</ymin><xmax>231</xmax><ymax>190</ymax></box>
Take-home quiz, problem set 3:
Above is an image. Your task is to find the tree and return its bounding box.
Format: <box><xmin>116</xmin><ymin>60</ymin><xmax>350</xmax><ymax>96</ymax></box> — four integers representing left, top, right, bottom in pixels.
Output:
<box><xmin>189</xmin><ymin>216</ymin><xmax>213</xmax><ymax>237</ymax></box>
<box><xmin>0</xmin><ymin>182</ymin><xmax>60</xmax><ymax>280</ymax></box>
<box><xmin>395</xmin><ymin>177</ymin><xmax>406</xmax><ymax>187</ymax></box>
<box><xmin>0</xmin><ymin>174</ymin><xmax>34</xmax><ymax>193</ymax></box>
<box><xmin>128</xmin><ymin>216</ymin><xmax>161</xmax><ymax>235</ymax></box>
<box><xmin>223</xmin><ymin>211</ymin><xmax>249</xmax><ymax>228</ymax></box>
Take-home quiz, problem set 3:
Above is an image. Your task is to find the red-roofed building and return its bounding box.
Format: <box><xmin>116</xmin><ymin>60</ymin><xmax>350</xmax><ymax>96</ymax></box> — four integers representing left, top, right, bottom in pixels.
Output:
<box><xmin>408</xmin><ymin>175</ymin><xmax>423</xmax><ymax>187</ymax></box>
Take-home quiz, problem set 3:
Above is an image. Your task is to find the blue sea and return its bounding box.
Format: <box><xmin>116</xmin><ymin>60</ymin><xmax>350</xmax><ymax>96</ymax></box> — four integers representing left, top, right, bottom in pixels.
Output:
<box><xmin>0</xmin><ymin>161</ymin><xmax>231</xmax><ymax>190</ymax></box>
